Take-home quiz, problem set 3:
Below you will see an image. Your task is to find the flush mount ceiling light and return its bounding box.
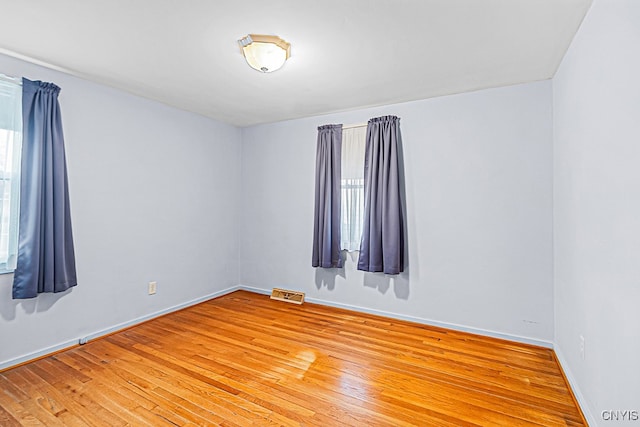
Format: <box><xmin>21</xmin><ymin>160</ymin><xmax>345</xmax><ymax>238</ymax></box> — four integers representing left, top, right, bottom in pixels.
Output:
<box><xmin>238</xmin><ymin>34</ymin><xmax>291</xmax><ymax>73</ymax></box>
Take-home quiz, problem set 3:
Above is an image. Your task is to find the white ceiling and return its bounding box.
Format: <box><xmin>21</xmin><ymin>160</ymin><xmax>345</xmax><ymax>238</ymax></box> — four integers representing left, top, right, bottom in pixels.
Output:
<box><xmin>0</xmin><ymin>0</ymin><xmax>591</xmax><ymax>127</ymax></box>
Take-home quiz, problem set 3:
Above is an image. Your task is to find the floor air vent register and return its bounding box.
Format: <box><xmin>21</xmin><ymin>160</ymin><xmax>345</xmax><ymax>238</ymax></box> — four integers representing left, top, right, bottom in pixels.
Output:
<box><xmin>270</xmin><ymin>288</ymin><xmax>305</xmax><ymax>304</ymax></box>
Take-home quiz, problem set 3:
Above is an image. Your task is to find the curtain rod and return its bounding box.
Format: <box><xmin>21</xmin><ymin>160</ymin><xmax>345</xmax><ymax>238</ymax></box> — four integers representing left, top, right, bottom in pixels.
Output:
<box><xmin>0</xmin><ymin>73</ymin><xmax>21</xmax><ymax>85</ymax></box>
<box><xmin>342</xmin><ymin>123</ymin><xmax>367</xmax><ymax>130</ymax></box>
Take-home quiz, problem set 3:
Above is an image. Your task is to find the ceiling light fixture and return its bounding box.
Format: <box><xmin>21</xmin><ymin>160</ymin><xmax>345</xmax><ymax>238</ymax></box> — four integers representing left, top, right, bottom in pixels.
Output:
<box><xmin>238</xmin><ymin>34</ymin><xmax>291</xmax><ymax>73</ymax></box>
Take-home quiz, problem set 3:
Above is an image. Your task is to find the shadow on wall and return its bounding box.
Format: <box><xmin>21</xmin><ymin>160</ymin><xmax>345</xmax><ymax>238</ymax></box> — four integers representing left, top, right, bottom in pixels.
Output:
<box><xmin>314</xmin><ymin>267</ymin><xmax>346</xmax><ymax>291</ymax></box>
<box><xmin>363</xmin><ymin>270</ymin><xmax>410</xmax><ymax>300</ymax></box>
<box><xmin>0</xmin><ymin>276</ymin><xmax>71</xmax><ymax>321</ymax></box>
<box><xmin>314</xmin><ymin>251</ymin><xmax>411</xmax><ymax>300</ymax></box>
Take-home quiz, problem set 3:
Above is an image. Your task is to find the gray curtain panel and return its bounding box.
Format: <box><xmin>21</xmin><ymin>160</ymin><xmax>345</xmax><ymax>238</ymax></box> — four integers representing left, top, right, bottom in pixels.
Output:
<box><xmin>12</xmin><ymin>79</ymin><xmax>77</xmax><ymax>299</ymax></box>
<box><xmin>358</xmin><ymin>115</ymin><xmax>404</xmax><ymax>274</ymax></box>
<box><xmin>312</xmin><ymin>124</ymin><xmax>343</xmax><ymax>268</ymax></box>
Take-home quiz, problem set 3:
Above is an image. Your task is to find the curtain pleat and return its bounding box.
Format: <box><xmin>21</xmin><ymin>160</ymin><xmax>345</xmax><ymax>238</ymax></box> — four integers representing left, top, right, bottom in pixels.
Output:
<box><xmin>12</xmin><ymin>78</ymin><xmax>77</xmax><ymax>299</ymax></box>
<box><xmin>312</xmin><ymin>124</ymin><xmax>343</xmax><ymax>268</ymax></box>
<box><xmin>358</xmin><ymin>115</ymin><xmax>404</xmax><ymax>274</ymax></box>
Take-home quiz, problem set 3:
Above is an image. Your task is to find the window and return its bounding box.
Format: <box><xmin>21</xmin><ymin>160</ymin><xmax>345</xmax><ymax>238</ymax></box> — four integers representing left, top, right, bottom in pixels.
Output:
<box><xmin>0</xmin><ymin>76</ymin><xmax>22</xmax><ymax>273</ymax></box>
<box><xmin>340</xmin><ymin>126</ymin><xmax>366</xmax><ymax>251</ymax></box>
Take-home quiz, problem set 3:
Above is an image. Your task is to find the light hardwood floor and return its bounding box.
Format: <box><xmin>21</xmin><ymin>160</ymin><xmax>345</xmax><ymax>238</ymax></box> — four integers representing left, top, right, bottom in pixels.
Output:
<box><xmin>0</xmin><ymin>290</ymin><xmax>585</xmax><ymax>426</ymax></box>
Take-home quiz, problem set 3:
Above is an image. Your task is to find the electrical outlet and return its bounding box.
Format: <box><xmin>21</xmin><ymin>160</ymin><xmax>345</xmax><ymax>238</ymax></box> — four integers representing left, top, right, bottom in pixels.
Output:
<box><xmin>579</xmin><ymin>335</ymin><xmax>585</xmax><ymax>360</ymax></box>
<box><xmin>148</xmin><ymin>281</ymin><xmax>157</xmax><ymax>295</ymax></box>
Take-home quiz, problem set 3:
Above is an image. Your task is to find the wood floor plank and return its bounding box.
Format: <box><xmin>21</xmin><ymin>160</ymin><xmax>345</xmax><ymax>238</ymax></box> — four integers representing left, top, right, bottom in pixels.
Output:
<box><xmin>0</xmin><ymin>290</ymin><xmax>585</xmax><ymax>426</ymax></box>
<box><xmin>0</xmin><ymin>400</ymin><xmax>28</xmax><ymax>427</ymax></box>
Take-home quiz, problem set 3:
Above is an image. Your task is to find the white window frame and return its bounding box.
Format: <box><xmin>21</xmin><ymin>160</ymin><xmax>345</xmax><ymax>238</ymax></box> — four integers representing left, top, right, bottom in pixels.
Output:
<box><xmin>0</xmin><ymin>75</ymin><xmax>22</xmax><ymax>274</ymax></box>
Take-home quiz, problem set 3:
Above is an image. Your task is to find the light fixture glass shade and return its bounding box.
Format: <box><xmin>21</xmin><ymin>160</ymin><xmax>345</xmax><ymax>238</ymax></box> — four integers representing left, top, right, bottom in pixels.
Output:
<box><xmin>239</xmin><ymin>34</ymin><xmax>291</xmax><ymax>73</ymax></box>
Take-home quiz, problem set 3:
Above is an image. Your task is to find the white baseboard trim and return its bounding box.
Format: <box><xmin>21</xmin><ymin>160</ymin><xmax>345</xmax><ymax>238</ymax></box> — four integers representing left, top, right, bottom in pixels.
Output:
<box><xmin>554</xmin><ymin>345</ymin><xmax>597</xmax><ymax>426</ymax></box>
<box><xmin>237</xmin><ymin>285</ymin><xmax>553</xmax><ymax>348</ymax></box>
<box><xmin>0</xmin><ymin>285</ymin><xmax>241</xmax><ymax>371</ymax></box>
<box><xmin>0</xmin><ymin>340</ymin><xmax>79</xmax><ymax>372</ymax></box>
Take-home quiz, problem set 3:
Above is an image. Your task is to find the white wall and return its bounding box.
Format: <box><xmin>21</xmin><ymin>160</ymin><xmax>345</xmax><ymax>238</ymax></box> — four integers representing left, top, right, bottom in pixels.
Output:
<box><xmin>553</xmin><ymin>0</ymin><xmax>640</xmax><ymax>424</ymax></box>
<box><xmin>240</xmin><ymin>81</ymin><xmax>554</xmax><ymax>344</ymax></box>
<box><xmin>0</xmin><ymin>54</ymin><xmax>242</xmax><ymax>367</ymax></box>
